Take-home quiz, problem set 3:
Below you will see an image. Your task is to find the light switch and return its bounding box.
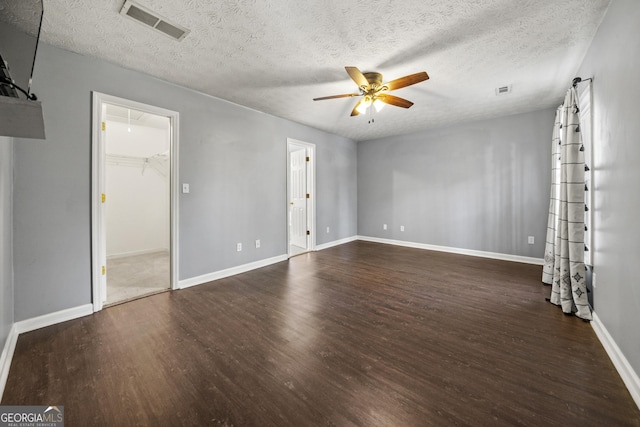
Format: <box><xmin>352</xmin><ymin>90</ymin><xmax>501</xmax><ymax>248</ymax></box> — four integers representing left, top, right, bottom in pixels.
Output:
<box><xmin>182</xmin><ymin>183</ymin><xmax>190</xmax><ymax>193</ymax></box>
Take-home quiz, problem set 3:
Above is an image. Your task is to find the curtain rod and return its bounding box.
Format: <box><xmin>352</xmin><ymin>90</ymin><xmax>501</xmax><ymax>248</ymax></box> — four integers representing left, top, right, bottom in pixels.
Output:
<box><xmin>572</xmin><ymin>77</ymin><xmax>593</xmax><ymax>88</ymax></box>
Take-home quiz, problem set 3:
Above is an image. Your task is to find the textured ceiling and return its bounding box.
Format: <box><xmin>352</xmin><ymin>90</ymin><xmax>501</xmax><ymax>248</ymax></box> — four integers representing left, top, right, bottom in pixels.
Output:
<box><xmin>0</xmin><ymin>0</ymin><xmax>611</xmax><ymax>141</ymax></box>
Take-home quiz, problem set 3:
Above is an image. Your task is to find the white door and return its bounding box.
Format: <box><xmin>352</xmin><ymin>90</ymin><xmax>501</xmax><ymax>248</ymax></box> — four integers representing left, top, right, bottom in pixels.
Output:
<box><xmin>287</xmin><ymin>138</ymin><xmax>315</xmax><ymax>257</ymax></box>
<box><xmin>290</xmin><ymin>147</ymin><xmax>308</xmax><ymax>251</ymax></box>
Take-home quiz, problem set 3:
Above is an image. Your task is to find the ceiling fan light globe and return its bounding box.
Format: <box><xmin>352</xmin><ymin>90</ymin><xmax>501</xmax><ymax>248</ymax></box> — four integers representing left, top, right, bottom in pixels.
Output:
<box><xmin>373</xmin><ymin>98</ymin><xmax>385</xmax><ymax>112</ymax></box>
<box><xmin>356</xmin><ymin>96</ymin><xmax>372</xmax><ymax>115</ymax></box>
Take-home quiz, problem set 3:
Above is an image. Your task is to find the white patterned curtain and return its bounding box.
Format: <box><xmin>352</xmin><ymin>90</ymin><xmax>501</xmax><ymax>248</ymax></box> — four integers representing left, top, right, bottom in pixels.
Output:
<box><xmin>542</xmin><ymin>87</ymin><xmax>592</xmax><ymax>321</ymax></box>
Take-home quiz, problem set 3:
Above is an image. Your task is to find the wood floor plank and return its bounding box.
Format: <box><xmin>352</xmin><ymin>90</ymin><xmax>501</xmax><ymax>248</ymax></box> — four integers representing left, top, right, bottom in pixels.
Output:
<box><xmin>3</xmin><ymin>241</ymin><xmax>639</xmax><ymax>426</ymax></box>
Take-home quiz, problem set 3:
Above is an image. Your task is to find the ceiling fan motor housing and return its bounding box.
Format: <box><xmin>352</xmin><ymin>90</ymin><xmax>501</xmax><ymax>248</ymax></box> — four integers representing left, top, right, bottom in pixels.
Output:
<box><xmin>363</xmin><ymin>72</ymin><xmax>384</xmax><ymax>88</ymax></box>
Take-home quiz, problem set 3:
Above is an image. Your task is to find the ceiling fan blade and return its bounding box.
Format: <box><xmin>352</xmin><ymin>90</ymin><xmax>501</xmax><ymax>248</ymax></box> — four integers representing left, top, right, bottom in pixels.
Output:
<box><xmin>313</xmin><ymin>93</ymin><xmax>360</xmax><ymax>101</ymax></box>
<box><xmin>384</xmin><ymin>72</ymin><xmax>429</xmax><ymax>91</ymax></box>
<box><xmin>345</xmin><ymin>66</ymin><xmax>370</xmax><ymax>90</ymax></box>
<box><xmin>350</xmin><ymin>99</ymin><xmax>364</xmax><ymax>116</ymax></box>
<box><xmin>376</xmin><ymin>94</ymin><xmax>414</xmax><ymax>108</ymax></box>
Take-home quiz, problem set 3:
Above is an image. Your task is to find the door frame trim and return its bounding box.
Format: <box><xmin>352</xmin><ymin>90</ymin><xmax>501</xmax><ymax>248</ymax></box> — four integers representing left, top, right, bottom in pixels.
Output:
<box><xmin>91</xmin><ymin>92</ymin><xmax>180</xmax><ymax>312</ymax></box>
<box><xmin>286</xmin><ymin>138</ymin><xmax>316</xmax><ymax>257</ymax></box>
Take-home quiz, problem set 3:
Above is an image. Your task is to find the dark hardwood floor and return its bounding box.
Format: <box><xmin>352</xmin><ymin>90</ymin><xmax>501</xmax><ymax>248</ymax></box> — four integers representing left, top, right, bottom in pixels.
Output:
<box><xmin>3</xmin><ymin>241</ymin><xmax>639</xmax><ymax>426</ymax></box>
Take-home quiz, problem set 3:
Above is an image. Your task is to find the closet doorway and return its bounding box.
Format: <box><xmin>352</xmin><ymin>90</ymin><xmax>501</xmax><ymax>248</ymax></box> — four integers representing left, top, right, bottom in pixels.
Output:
<box><xmin>91</xmin><ymin>93</ymin><xmax>179</xmax><ymax>311</ymax></box>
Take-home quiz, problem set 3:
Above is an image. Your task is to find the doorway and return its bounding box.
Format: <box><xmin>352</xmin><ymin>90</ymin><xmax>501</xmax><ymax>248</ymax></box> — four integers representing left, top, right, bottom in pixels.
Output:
<box><xmin>287</xmin><ymin>138</ymin><xmax>315</xmax><ymax>257</ymax></box>
<box><xmin>91</xmin><ymin>93</ymin><xmax>179</xmax><ymax>311</ymax></box>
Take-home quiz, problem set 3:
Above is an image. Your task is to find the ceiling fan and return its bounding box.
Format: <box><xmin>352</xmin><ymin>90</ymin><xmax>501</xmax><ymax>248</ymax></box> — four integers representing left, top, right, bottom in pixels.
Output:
<box><xmin>313</xmin><ymin>66</ymin><xmax>429</xmax><ymax>117</ymax></box>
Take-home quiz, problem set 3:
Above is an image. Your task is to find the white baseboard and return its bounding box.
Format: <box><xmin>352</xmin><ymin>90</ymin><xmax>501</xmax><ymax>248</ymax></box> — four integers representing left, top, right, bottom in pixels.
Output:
<box><xmin>107</xmin><ymin>248</ymin><xmax>169</xmax><ymax>260</ymax></box>
<box><xmin>178</xmin><ymin>236</ymin><xmax>540</xmax><ymax>291</ymax></box>
<box><xmin>14</xmin><ymin>304</ymin><xmax>94</xmax><ymax>335</ymax></box>
<box><xmin>316</xmin><ymin>236</ymin><xmax>358</xmax><ymax>251</ymax></box>
<box><xmin>591</xmin><ymin>312</ymin><xmax>640</xmax><ymax>410</ymax></box>
<box><xmin>0</xmin><ymin>324</ymin><xmax>18</xmax><ymax>401</ymax></box>
<box><xmin>357</xmin><ymin>236</ymin><xmax>544</xmax><ymax>265</ymax></box>
<box><xmin>176</xmin><ymin>236</ymin><xmax>369</xmax><ymax>288</ymax></box>
<box><xmin>1</xmin><ymin>303</ymin><xmax>93</xmax><ymax>400</ymax></box>
<box><xmin>178</xmin><ymin>254</ymin><xmax>288</xmax><ymax>289</ymax></box>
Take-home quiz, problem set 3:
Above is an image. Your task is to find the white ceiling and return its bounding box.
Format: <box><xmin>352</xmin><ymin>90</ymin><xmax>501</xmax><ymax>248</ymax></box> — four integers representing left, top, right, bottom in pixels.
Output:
<box><xmin>1</xmin><ymin>0</ymin><xmax>611</xmax><ymax>141</ymax></box>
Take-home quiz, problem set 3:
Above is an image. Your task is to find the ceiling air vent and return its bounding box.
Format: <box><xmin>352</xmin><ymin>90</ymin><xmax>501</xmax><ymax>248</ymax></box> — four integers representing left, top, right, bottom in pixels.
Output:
<box><xmin>120</xmin><ymin>0</ymin><xmax>190</xmax><ymax>41</ymax></box>
<box><xmin>495</xmin><ymin>85</ymin><xmax>512</xmax><ymax>96</ymax></box>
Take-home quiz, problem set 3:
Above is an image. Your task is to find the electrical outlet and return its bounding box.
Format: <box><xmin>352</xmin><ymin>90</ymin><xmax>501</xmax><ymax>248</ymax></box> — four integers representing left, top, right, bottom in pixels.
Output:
<box><xmin>255</xmin><ymin>240</ymin><xmax>260</xmax><ymax>248</ymax></box>
<box><xmin>400</xmin><ymin>225</ymin><xmax>405</xmax><ymax>232</ymax></box>
<box><xmin>528</xmin><ymin>236</ymin><xmax>535</xmax><ymax>244</ymax></box>
<box><xmin>182</xmin><ymin>183</ymin><xmax>190</xmax><ymax>193</ymax></box>
<box><xmin>383</xmin><ymin>224</ymin><xmax>387</xmax><ymax>230</ymax></box>
<box><xmin>326</xmin><ymin>226</ymin><xmax>330</xmax><ymax>233</ymax></box>
<box><xmin>236</xmin><ymin>243</ymin><xmax>242</xmax><ymax>252</ymax></box>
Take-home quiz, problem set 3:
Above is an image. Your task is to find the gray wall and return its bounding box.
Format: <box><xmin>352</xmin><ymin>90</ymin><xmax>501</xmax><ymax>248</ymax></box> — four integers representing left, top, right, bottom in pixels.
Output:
<box><xmin>576</xmin><ymin>0</ymin><xmax>640</xmax><ymax>378</ymax></box>
<box><xmin>317</xmin><ymin>137</ymin><xmax>357</xmax><ymax>242</ymax></box>
<box><xmin>358</xmin><ymin>108</ymin><xmax>555</xmax><ymax>258</ymax></box>
<box><xmin>12</xmin><ymin>41</ymin><xmax>357</xmax><ymax>321</ymax></box>
<box><xmin>0</xmin><ymin>136</ymin><xmax>13</xmax><ymax>349</ymax></box>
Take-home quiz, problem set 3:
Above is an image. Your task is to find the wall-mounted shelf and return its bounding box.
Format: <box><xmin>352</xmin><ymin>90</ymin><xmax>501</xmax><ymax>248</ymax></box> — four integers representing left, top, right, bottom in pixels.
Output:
<box><xmin>0</xmin><ymin>96</ymin><xmax>45</xmax><ymax>139</ymax></box>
